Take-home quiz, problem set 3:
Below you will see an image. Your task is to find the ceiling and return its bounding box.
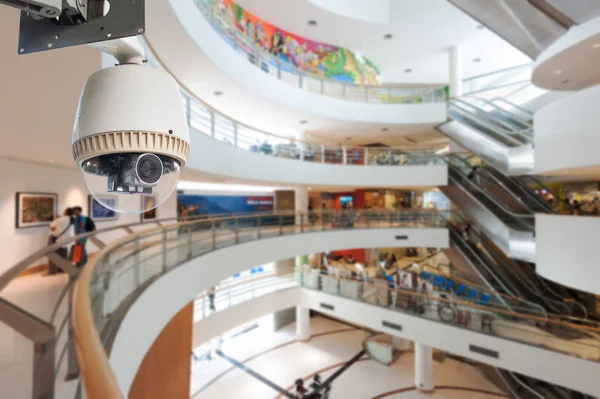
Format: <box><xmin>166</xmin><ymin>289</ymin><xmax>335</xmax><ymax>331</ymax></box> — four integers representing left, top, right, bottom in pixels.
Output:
<box><xmin>144</xmin><ymin>0</ymin><xmax>447</xmax><ymax>146</ymax></box>
<box><xmin>234</xmin><ymin>0</ymin><xmax>531</xmax><ymax>84</ymax></box>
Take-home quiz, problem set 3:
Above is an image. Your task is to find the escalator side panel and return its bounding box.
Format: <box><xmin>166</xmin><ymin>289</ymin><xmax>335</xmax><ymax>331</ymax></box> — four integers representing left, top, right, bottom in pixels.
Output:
<box><xmin>441</xmin><ymin>184</ymin><xmax>536</xmax><ymax>262</ymax></box>
<box><xmin>436</xmin><ymin>120</ymin><xmax>534</xmax><ymax>175</ymax></box>
<box><xmin>442</xmin><ymin>247</ymin><xmax>492</xmax><ymax>286</ymax></box>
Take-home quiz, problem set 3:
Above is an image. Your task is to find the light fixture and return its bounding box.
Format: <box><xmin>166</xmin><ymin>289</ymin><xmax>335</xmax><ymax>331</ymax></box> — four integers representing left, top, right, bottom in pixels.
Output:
<box><xmin>213</xmin><ymin>91</ymin><xmax>223</xmax><ymax>96</ymax></box>
<box><xmin>299</xmin><ymin>120</ymin><xmax>308</xmax><ymax>124</ymax></box>
<box><xmin>562</xmin><ymin>79</ymin><xmax>571</xmax><ymax>84</ymax></box>
<box><xmin>554</xmin><ymin>70</ymin><xmax>562</xmax><ymax>75</ymax></box>
<box><xmin>593</xmin><ymin>43</ymin><xmax>600</xmax><ymax>48</ymax></box>
<box><xmin>472</xmin><ymin>58</ymin><xmax>481</xmax><ymax>63</ymax></box>
<box><xmin>345</xmin><ymin>137</ymin><xmax>352</xmax><ymax>140</ymax></box>
<box><xmin>435</xmin><ymin>146</ymin><xmax>450</xmax><ymax>155</ymax></box>
<box><xmin>384</xmin><ymin>34</ymin><xmax>393</xmax><ymax>40</ymax></box>
<box><xmin>476</xmin><ymin>24</ymin><xmax>485</xmax><ymax>30</ymax></box>
<box><xmin>307</xmin><ymin>20</ymin><xmax>317</xmax><ymax>26</ymax></box>
<box><xmin>381</xmin><ymin>127</ymin><xmax>389</xmax><ymax>132</ymax></box>
<box><xmin>404</xmin><ymin>68</ymin><xmax>412</xmax><ymax>73</ymax></box>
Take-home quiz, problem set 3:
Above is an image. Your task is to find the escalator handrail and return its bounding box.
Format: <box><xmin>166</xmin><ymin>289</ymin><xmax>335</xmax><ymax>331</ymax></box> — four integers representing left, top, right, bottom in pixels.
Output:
<box><xmin>479</xmin><ymin>233</ymin><xmax>574</xmax><ymax>317</ymax></box>
<box><xmin>452</xmin><ymin>98</ymin><xmax>526</xmax><ymax>134</ymax></box>
<box><xmin>490</xmin><ymin>97</ymin><xmax>534</xmax><ymax>118</ymax></box>
<box><xmin>472</xmin><ymin>97</ymin><xmax>533</xmax><ymax>127</ymax></box>
<box><xmin>519</xmin><ymin>174</ymin><xmax>575</xmax><ymax>213</ymax></box>
<box><xmin>471</xmin><ymin>162</ymin><xmax>547</xmax><ymax>215</ymax></box>
<box><xmin>444</xmin><ymin>217</ymin><xmax>548</xmax><ymax>318</ymax></box>
<box><xmin>495</xmin><ymin>369</ymin><xmax>523</xmax><ymax>399</ymax></box>
<box><xmin>531</xmin><ymin>271</ymin><xmax>589</xmax><ymax>319</ymax></box>
<box><xmin>448</xmin><ymin>105</ymin><xmax>530</xmax><ymax>148</ymax></box>
<box><xmin>445</xmin><ymin>155</ymin><xmax>536</xmax><ymax>230</ymax></box>
<box><xmin>508</xmin><ymin>372</ymin><xmax>546</xmax><ymax>399</ymax></box>
<box><xmin>450</xmin><ymin>98</ymin><xmax>533</xmax><ymax>143</ymax></box>
<box><xmin>482</xmin><ymin>164</ymin><xmax>556</xmax><ymax>214</ymax></box>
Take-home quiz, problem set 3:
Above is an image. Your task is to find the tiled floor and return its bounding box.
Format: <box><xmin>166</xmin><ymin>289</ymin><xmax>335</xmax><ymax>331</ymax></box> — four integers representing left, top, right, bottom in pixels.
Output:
<box><xmin>191</xmin><ymin>316</ymin><xmax>507</xmax><ymax>399</ymax></box>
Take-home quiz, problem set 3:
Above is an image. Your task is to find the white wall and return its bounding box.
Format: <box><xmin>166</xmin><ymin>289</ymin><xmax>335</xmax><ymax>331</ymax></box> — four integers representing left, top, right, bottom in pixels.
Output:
<box><xmin>535</xmin><ymin>214</ymin><xmax>600</xmax><ymax>295</ymax></box>
<box><xmin>188</xmin><ymin>131</ymin><xmax>448</xmax><ymax>188</ymax></box>
<box><xmin>169</xmin><ymin>0</ymin><xmax>448</xmax><ymax>125</ymax></box>
<box><xmin>534</xmin><ymin>84</ymin><xmax>600</xmax><ymax>178</ymax></box>
<box><xmin>109</xmin><ymin>227</ymin><xmax>448</xmax><ymax>394</ymax></box>
<box><xmin>0</xmin><ymin>158</ymin><xmax>177</xmax><ymax>276</ymax></box>
<box><xmin>308</xmin><ymin>0</ymin><xmax>391</xmax><ymax>24</ymax></box>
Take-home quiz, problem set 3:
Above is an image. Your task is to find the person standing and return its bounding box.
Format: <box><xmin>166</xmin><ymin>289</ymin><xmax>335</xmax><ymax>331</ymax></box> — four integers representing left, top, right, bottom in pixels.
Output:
<box><xmin>72</xmin><ymin>206</ymin><xmax>95</xmax><ymax>268</ymax></box>
<box><xmin>207</xmin><ymin>286</ymin><xmax>216</xmax><ymax>312</ymax></box>
<box><xmin>47</xmin><ymin>208</ymin><xmax>74</xmax><ymax>275</ymax></box>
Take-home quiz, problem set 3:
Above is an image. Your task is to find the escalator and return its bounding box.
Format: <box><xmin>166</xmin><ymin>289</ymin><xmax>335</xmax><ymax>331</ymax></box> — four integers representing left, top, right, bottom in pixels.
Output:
<box><xmin>447</xmin><ymin>0</ymin><xmax>573</xmax><ymax>59</ymax></box>
<box><xmin>441</xmin><ymin>154</ymin><xmax>536</xmax><ymax>262</ymax></box>
<box><xmin>437</xmin><ymin>98</ymin><xmax>534</xmax><ymax>175</ymax></box>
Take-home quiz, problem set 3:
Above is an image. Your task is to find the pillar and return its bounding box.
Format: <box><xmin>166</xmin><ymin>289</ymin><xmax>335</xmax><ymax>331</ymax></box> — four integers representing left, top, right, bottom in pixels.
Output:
<box><xmin>296</xmin><ymin>305</ymin><xmax>311</xmax><ymax>341</ymax></box>
<box><xmin>448</xmin><ymin>45</ymin><xmax>464</xmax><ymax>153</ymax></box>
<box><xmin>129</xmin><ymin>302</ymin><xmax>193</xmax><ymax>399</ymax></box>
<box><xmin>295</xmin><ymin>187</ymin><xmax>309</xmax><ymax>213</ymax></box>
<box><xmin>414</xmin><ymin>342</ymin><xmax>434</xmax><ymax>393</ymax></box>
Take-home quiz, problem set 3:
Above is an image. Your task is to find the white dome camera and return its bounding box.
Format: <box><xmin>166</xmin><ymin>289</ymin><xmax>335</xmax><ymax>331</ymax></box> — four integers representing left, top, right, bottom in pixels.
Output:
<box><xmin>72</xmin><ymin>38</ymin><xmax>190</xmax><ymax>214</ymax></box>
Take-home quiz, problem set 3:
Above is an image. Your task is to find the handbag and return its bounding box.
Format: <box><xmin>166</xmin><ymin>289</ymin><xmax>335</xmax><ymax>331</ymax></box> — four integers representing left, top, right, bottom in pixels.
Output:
<box><xmin>71</xmin><ymin>243</ymin><xmax>83</xmax><ymax>263</ymax></box>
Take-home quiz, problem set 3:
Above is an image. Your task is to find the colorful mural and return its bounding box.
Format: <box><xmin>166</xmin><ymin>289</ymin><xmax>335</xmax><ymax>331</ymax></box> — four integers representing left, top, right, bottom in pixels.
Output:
<box><xmin>206</xmin><ymin>0</ymin><xmax>380</xmax><ymax>85</ymax></box>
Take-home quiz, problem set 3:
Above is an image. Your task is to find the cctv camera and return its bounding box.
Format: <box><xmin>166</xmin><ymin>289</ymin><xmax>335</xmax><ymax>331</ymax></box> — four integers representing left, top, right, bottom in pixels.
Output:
<box><xmin>72</xmin><ymin>62</ymin><xmax>190</xmax><ymax>214</ymax></box>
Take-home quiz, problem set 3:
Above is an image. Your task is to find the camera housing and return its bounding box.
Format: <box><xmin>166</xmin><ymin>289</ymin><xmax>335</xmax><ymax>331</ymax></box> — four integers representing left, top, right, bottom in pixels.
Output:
<box><xmin>72</xmin><ymin>62</ymin><xmax>190</xmax><ymax>214</ymax></box>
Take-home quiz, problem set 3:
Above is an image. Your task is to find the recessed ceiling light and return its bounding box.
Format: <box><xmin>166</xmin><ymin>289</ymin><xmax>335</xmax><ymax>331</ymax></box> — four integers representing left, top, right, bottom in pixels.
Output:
<box><xmin>562</xmin><ymin>79</ymin><xmax>571</xmax><ymax>84</ymax></box>
<box><xmin>384</xmin><ymin>34</ymin><xmax>393</xmax><ymax>40</ymax></box>
<box><xmin>593</xmin><ymin>43</ymin><xmax>600</xmax><ymax>48</ymax></box>
<box><xmin>345</xmin><ymin>137</ymin><xmax>352</xmax><ymax>140</ymax></box>
<box><xmin>472</xmin><ymin>58</ymin><xmax>481</xmax><ymax>63</ymax></box>
<box><xmin>404</xmin><ymin>68</ymin><xmax>412</xmax><ymax>73</ymax></box>
<box><xmin>381</xmin><ymin>127</ymin><xmax>389</xmax><ymax>132</ymax></box>
<box><xmin>307</xmin><ymin>20</ymin><xmax>317</xmax><ymax>26</ymax></box>
<box><xmin>213</xmin><ymin>91</ymin><xmax>223</xmax><ymax>96</ymax></box>
<box><xmin>476</xmin><ymin>24</ymin><xmax>485</xmax><ymax>30</ymax></box>
<box><xmin>554</xmin><ymin>70</ymin><xmax>562</xmax><ymax>75</ymax></box>
<box><xmin>299</xmin><ymin>120</ymin><xmax>308</xmax><ymax>124</ymax></box>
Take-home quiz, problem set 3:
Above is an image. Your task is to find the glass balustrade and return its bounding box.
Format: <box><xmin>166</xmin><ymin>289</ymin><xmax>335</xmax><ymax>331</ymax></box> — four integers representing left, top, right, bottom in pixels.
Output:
<box><xmin>80</xmin><ymin>209</ymin><xmax>600</xmax><ymax>376</ymax></box>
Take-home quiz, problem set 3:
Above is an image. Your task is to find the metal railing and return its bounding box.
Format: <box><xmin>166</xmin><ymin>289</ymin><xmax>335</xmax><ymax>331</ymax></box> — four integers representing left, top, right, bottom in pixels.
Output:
<box><xmin>462</xmin><ymin>63</ymin><xmax>533</xmax><ymax>97</ymax></box>
<box><xmin>141</xmin><ymin>38</ymin><xmax>446</xmax><ymax>167</ymax></box>
<box><xmin>70</xmin><ymin>209</ymin><xmax>600</xmax><ymax>398</ymax></box>
<box><xmin>193</xmin><ymin>0</ymin><xmax>447</xmax><ymax>105</ymax></box>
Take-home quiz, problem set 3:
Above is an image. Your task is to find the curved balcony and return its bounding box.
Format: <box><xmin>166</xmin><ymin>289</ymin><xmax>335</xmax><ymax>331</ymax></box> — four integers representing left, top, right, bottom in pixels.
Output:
<box><xmin>193</xmin><ymin>0</ymin><xmax>446</xmax><ymax>105</ymax></box>
<box><xmin>148</xmin><ymin>0</ymin><xmax>447</xmax><ymax>124</ymax></box>
<box><xmin>140</xmin><ymin>43</ymin><xmax>448</xmax><ymax>187</ymax></box>
<box><xmin>71</xmin><ymin>210</ymin><xmax>600</xmax><ymax>398</ymax></box>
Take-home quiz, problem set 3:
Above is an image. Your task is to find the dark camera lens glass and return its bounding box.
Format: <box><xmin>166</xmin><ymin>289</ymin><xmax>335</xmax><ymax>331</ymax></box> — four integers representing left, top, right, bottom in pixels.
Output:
<box><xmin>135</xmin><ymin>154</ymin><xmax>163</xmax><ymax>184</ymax></box>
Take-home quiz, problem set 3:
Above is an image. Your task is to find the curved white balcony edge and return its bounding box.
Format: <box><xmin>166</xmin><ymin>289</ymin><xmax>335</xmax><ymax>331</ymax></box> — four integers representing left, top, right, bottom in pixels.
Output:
<box><xmin>534</xmin><ymin>83</ymin><xmax>600</xmax><ymax>178</ymax></box>
<box><xmin>533</xmin><ymin>15</ymin><xmax>600</xmax><ymax>91</ymax></box>
<box><xmin>188</xmin><ymin>130</ymin><xmax>448</xmax><ymax>187</ymax></box>
<box><xmin>164</xmin><ymin>0</ymin><xmax>447</xmax><ymax>125</ymax></box>
<box><xmin>535</xmin><ymin>215</ymin><xmax>600</xmax><ymax>296</ymax></box>
<box><xmin>108</xmin><ymin>227</ymin><xmax>447</xmax><ymax>394</ymax></box>
<box><xmin>191</xmin><ymin>287</ymin><xmax>600</xmax><ymax>397</ymax></box>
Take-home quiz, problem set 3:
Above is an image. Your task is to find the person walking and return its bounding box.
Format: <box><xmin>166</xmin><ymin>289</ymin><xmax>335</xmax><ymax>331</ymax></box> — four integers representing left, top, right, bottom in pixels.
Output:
<box><xmin>47</xmin><ymin>207</ymin><xmax>74</xmax><ymax>275</ymax></box>
<box><xmin>208</xmin><ymin>286</ymin><xmax>216</xmax><ymax>312</ymax></box>
<box><xmin>72</xmin><ymin>206</ymin><xmax>95</xmax><ymax>268</ymax></box>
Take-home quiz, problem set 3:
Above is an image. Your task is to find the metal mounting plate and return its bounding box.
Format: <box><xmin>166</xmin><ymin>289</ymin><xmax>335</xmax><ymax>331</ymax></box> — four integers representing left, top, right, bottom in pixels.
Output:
<box><xmin>18</xmin><ymin>0</ymin><xmax>145</xmax><ymax>54</ymax></box>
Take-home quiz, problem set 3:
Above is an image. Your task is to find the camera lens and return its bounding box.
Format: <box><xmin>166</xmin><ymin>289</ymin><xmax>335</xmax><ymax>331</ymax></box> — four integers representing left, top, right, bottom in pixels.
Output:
<box><xmin>134</xmin><ymin>153</ymin><xmax>163</xmax><ymax>185</ymax></box>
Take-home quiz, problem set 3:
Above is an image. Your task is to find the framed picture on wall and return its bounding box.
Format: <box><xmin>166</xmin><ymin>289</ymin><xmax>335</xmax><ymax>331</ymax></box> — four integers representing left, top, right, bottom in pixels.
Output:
<box><xmin>16</xmin><ymin>192</ymin><xmax>58</xmax><ymax>229</ymax></box>
<box><xmin>88</xmin><ymin>195</ymin><xmax>118</xmax><ymax>221</ymax></box>
<box><xmin>141</xmin><ymin>195</ymin><xmax>158</xmax><ymax>222</ymax></box>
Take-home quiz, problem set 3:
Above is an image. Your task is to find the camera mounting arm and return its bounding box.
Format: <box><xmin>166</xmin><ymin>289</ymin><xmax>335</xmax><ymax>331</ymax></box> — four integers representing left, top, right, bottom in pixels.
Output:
<box><xmin>91</xmin><ymin>36</ymin><xmax>145</xmax><ymax>65</ymax></box>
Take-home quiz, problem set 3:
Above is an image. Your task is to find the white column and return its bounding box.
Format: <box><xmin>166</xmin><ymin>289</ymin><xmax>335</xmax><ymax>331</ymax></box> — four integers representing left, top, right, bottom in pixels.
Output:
<box><xmin>449</xmin><ymin>45</ymin><xmax>463</xmax><ymax>98</ymax></box>
<box><xmin>448</xmin><ymin>45</ymin><xmax>464</xmax><ymax>153</ymax></box>
<box><xmin>415</xmin><ymin>342</ymin><xmax>434</xmax><ymax>392</ymax></box>
<box><xmin>295</xmin><ymin>187</ymin><xmax>309</xmax><ymax>213</ymax></box>
<box><xmin>296</xmin><ymin>129</ymin><xmax>307</xmax><ymax>161</ymax></box>
<box><xmin>296</xmin><ymin>306</ymin><xmax>311</xmax><ymax>341</ymax></box>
